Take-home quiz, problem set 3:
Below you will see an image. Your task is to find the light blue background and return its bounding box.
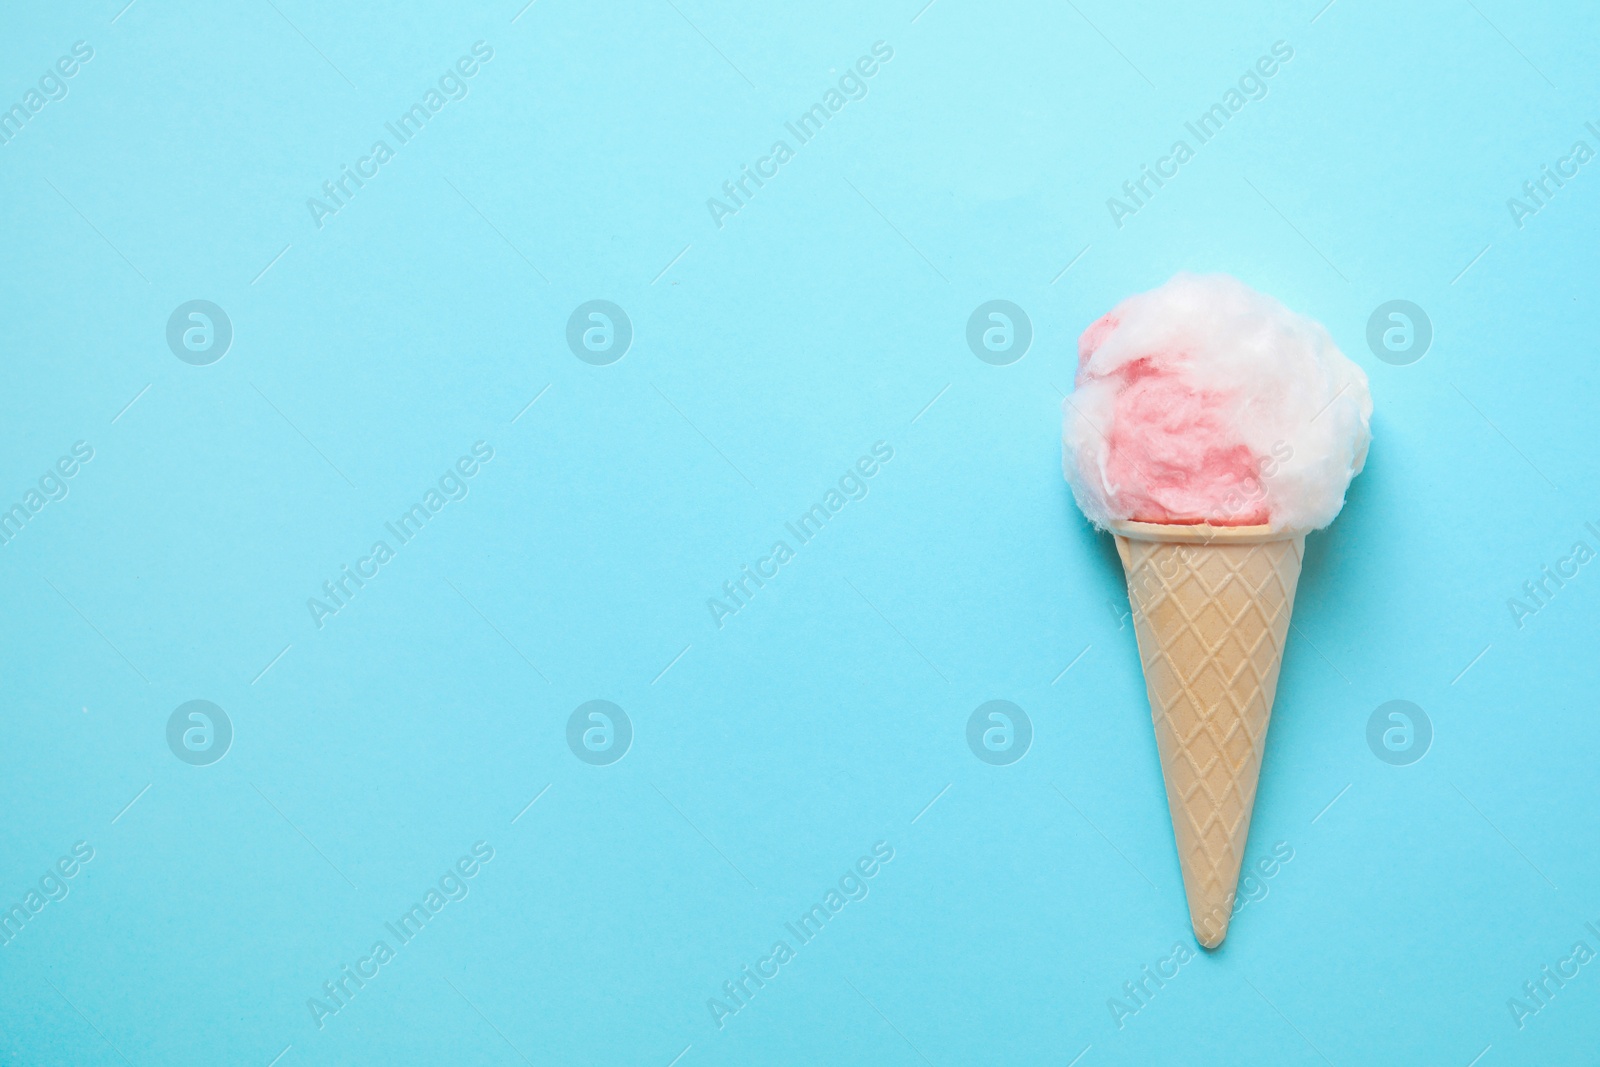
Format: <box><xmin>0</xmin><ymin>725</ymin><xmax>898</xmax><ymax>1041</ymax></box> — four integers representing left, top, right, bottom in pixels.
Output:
<box><xmin>2</xmin><ymin>1</ymin><xmax>1598</xmax><ymax>1064</ymax></box>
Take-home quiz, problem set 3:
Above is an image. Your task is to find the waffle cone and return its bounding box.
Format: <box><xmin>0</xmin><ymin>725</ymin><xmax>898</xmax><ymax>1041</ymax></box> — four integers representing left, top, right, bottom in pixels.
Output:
<box><xmin>1111</xmin><ymin>521</ymin><xmax>1305</xmax><ymax>948</ymax></box>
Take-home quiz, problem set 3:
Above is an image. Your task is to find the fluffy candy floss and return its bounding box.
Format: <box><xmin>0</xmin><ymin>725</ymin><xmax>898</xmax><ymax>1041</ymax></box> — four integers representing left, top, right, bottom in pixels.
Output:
<box><xmin>1063</xmin><ymin>273</ymin><xmax>1371</xmax><ymax>532</ymax></box>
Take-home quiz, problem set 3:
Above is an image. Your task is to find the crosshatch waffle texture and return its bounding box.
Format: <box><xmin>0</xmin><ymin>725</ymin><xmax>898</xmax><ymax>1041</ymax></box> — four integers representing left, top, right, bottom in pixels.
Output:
<box><xmin>1112</xmin><ymin>522</ymin><xmax>1305</xmax><ymax>948</ymax></box>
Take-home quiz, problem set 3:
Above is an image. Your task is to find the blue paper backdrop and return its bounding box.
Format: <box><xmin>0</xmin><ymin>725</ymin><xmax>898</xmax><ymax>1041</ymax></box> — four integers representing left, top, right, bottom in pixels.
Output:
<box><xmin>2</xmin><ymin>1</ymin><xmax>1597</xmax><ymax>1064</ymax></box>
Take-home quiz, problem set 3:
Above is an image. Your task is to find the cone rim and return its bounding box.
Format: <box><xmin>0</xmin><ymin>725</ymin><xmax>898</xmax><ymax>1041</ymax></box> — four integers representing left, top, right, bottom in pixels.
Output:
<box><xmin>1109</xmin><ymin>520</ymin><xmax>1305</xmax><ymax>545</ymax></box>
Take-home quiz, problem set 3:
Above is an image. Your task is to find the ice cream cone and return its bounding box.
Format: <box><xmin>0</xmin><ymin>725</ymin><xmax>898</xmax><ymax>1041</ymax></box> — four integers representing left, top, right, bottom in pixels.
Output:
<box><xmin>1110</xmin><ymin>521</ymin><xmax>1305</xmax><ymax>948</ymax></box>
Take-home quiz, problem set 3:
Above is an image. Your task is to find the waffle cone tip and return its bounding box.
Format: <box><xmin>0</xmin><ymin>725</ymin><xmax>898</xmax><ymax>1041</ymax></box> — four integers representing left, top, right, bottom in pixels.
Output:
<box><xmin>1190</xmin><ymin>893</ymin><xmax>1234</xmax><ymax>949</ymax></box>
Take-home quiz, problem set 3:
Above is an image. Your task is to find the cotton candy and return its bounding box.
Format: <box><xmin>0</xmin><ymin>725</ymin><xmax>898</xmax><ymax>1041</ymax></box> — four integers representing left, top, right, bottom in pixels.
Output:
<box><xmin>1062</xmin><ymin>273</ymin><xmax>1371</xmax><ymax>532</ymax></box>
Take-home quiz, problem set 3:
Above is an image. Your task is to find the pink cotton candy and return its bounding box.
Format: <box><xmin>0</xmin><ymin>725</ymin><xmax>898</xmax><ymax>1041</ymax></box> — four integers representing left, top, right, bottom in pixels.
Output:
<box><xmin>1103</xmin><ymin>368</ymin><xmax>1269</xmax><ymax>526</ymax></box>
